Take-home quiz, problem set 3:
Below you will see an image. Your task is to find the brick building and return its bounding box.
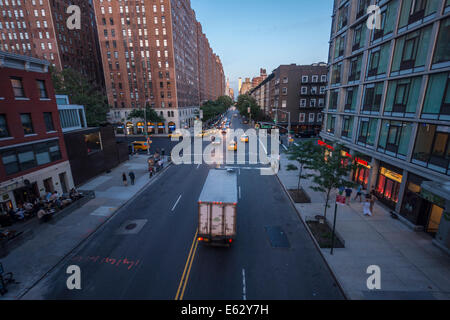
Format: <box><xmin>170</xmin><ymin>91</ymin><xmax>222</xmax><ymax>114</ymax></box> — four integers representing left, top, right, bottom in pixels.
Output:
<box><xmin>250</xmin><ymin>63</ymin><xmax>328</xmax><ymax>134</ymax></box>
<box><xmin>0</xmin><ymin>51</ymin><xmax>74</xmax><ymax>211</ymax></box>
<box><xmin>94</xmin><ymin>0</ymin><xmax>225</xmax><ymax>134</ymax></box>
<box><xmin>0</xmin><ymin>0</ymin><xmax>105</xmax><ymax>91</ymax></box>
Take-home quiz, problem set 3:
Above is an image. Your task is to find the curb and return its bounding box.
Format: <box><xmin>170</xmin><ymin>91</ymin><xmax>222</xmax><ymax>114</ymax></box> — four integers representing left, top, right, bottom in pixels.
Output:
<box><xmin>16</xmin><ymin>162</ymin><xmax>174</xmax><ymax>299</ymax></box>
<box><xmin>275</xmin><ymin>173</ymin><xmax>349</xmax><ymax>300</ymax></box>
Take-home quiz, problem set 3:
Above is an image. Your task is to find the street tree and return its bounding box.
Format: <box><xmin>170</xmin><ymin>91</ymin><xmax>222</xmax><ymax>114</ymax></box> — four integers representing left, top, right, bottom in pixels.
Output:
<box><xmin>309</xmin><ymin>143</ymin><xmax>357</xmax><ymax>219</ymax></box>
<box><xmin>51</xmin><ymin>67</ymin><xmax>110</xmax><ymax>127</ymax></box>
<box><xmin>127</xmin><ymin>106</ymin><xmax>165</xmax><ymax>123</ymax></box>
<box><xmin>286</xmin><ymin>140</ymin><xmax>319</xmax><ymax>195</ymax></box>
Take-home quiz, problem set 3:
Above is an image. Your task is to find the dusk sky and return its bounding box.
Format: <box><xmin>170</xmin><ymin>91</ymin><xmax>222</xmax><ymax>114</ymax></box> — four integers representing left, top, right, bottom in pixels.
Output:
<box><xmin>191</xmin><ymin>0</ymin><xmax>334</xmax><ymax>97</ymax></box>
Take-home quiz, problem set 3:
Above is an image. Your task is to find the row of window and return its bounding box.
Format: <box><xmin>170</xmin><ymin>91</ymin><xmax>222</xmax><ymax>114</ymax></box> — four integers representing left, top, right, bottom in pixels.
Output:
<box><xmin>331</xmin><ymin>15</ymin><xmax>449</xmax><ymax>84</ymax></box>
<box><xmin>7</xmin><ymin>77</ymin><xmax>48</xmax><ymax>99</ymax></box>
<box><xmin>326</xmin><ymin>114</ymin><xmax>450</xmax><ymax>175</ymax></box>
<box><xmin>1</xmin><ymin>139</ymin><xmax>62</xmax><ymax>176</ymax></box>
<box><xmin>299</xmin><ymin>112</ymin><xmax>323</xmax><ymax>123</ymax></box>
<box><xmin>0</xmin><ymin>112</ymin><xmax>55</xmax><ymax>138</ymax></box>
<box><xmin>328</xmin><ymin>71</ymin><xmax>450</xmax><ymax>121</ymax></box>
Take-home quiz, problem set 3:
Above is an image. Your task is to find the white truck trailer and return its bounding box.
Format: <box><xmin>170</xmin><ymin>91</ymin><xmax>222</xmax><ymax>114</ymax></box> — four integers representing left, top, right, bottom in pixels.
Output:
<box><xmin>198</xmin><ymin>169</ymin><xmax>238</xmax><ymax>246</ymax></box>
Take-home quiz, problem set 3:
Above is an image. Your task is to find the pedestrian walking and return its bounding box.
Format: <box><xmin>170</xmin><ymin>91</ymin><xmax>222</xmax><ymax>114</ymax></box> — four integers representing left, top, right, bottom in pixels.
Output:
<box><xmin>370</xmin><ymin>188</ymin><xmax>377</xmax><ymax>212</ymax></box>
<box><xmin>338</xmin><ymin>186</ymin><xmax>345</xmax><ymax>195</ymax></box>
<box><xmin>363</xmin><ymin>195</ymin><xmax>372</xmax><ymax>217</ymax></box>
<box><xmin>122</xmin><ymin>173</ymin><xmax>128</xmax><ymax>186</ymax></box>
<box><xmin>345</xmin><ymin>187</ymin><xmax>353</xmax><ymax>205</ymax></box>
<box><xmin>354</xmin><ymin>184</ymin><xmax>363</xmax><ymax>202</ymax></box>
<box><xmin>129</xmin><ymin>171</ymin><xmax>135</xmax><ymax>185</ymax></box>
<box><xmin>149</xmin><ymin>167</ymin><xmax>154</xmax><ymax>178</ymax></box>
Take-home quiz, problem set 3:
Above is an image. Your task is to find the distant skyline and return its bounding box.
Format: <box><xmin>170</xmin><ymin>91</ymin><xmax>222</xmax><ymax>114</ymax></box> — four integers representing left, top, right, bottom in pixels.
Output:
<box><xmin>191</xmin><ymin>0</ymin><xmax>334</xmax><ymax>98</ymax></box>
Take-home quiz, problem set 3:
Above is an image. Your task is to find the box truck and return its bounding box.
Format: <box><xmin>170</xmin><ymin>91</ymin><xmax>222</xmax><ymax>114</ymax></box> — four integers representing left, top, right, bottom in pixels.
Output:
<box><xmin>198</xmin><ymin>169</ymin><xmax>238</xmax><ymax>246</ymax></box>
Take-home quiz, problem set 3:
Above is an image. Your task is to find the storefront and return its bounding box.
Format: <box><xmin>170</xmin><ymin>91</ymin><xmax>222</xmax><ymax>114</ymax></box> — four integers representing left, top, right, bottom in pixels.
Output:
<box><xmin>419</xmin><ymin>187</ymin><xmax>445</xmax><ymax>235</ymax></box>
<box><xmin>136</xmin><ymin>122</ymin><xmax>144</xmax><ymax>135</ymax></box>
<box><xmin>147</xmin><ymin>122</ymin><xmax>155</xmax><ymax>134</ymax></box>
<box><xmin>168</xmin><ymin>122</ymin><xmax>176</xmax><ymax>133</ymax></box>
<box><xmin>116</xmin><ymin>123</ymin><xmax>125</xmax><ymax>134</ymax></box>
<box><xmin>353</xmin><ymin>156</ymin><xmax>372</xmax><ymax>190</ymax></box>
<box><xmin>375</xmin><ymin>163</ymin><xmax>403</xmax><ymax>210</ymax></box>
<box><xmin>157</xmin><ymin>123</ymin><xmax>165</xmax><ymax>134</ymax></box>
<box><xmin>126</xmin><ymin>122</ymin><xmax>134</xmax><ymax>135</ymax></box>
<box><xmin>400</xmin><ymin>173</ymin><xmax>431</xmax><ymax>228</ymax></box>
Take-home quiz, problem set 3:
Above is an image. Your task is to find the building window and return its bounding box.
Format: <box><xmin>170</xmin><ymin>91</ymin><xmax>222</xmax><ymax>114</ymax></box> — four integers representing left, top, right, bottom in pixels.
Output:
<box><xmin>21</xmin><ymin>113</ymin><xmax>34</xmax><ymax>135</ymax></box>
<box><xmin>399</xmin><ymin>0</ymin><xmax>439</xmax><ymax>28</ymax></box>
<box><xmin>331</xmin><ymin>63</ymin><xmax>342</xmax><ymax>84</ymax></box>
<box><xmin>432</xmin><ymin>17</ymin><xmax>450</xmax><ymax>67</ymax></box>
<box><xmin>36</xmin><ymin>80</ymin><xmax>48</xmax><ymax>98</ymax></box>
<box><xmin>43</xmin><ymin>112</ymin><xmax>55</xmax><ymax>132</ymax></box>
<box><xmin>334</xmin><ymin>34</ymin><xmax>346</xmax><ymax>59</ymax></box>
<box><xmin>412</xmin><ymin>124</ymin><xmax>450</xmax><ymax>175</ymax></box>
<box><xmin>391</xmin><ymin>25</ymin><xmax>432</xmax><ymax>75</ymax></box>
<box><xmin>352</xmin><ymin>22</ymin><xmax>366</xmax><ymax>52</ymax></box>
<box><xmin>378</xmin><ymin>120</ymin><xmax>413</xmax><ymax>159</ymax></box>
<box><xmin>362</xmin><ymin>82</ymin><xmax>384</xmax><ymax>114</ymax></box>
<box><xmin>345</xmin><ymin>87</ymin><xmax>359</xmax><ymax>112</ymax></box>
<box><xmin>10</xmin><ymin>77</ymin><xmax>26</xmax><ymax>98</ymax></box>
<box><xmin>328</xmin><ymin>90</ymin><xmax>339</xmax><ymax>111</ymax></box>
<box><xmin>422</xmin><ymin>72</ymin><xmax>450</xmax><ymax>121</ymax></box>
<box><xmin>348</xmin><ymin>55</ymin><xmax>363</xmax><ymax>82</ymax></box>
<box><xmin>372</xmin><ymin>0</ymin><xmax>399</xmax><ymax>42</ymax></box>
<box><xmin>357</xmin><ymin>118</ymin><xmax>379</xmax><ymax>147</ymax></box>
<box><xmin>302</xmin><ymin>76</ymin><xmax>308</xmax><ymax>83</ymax></box>
<box><xmin>300</xmin><ymin>99</ymin><xmax>307</xmax><ymax>107</ymax></box>
<box><xmin>367</xmin><ymin>42</ymin><xmax>390</xmax><ymax>78</ymax></box>
<box><xmin>326</xmin><ymin>115</ymin><xmax>336</xmax><ymax>134</ymax></box>
<box><xmin>385</xmin><ymin>76</ymin><xmax>422</xmax><ymax>117</ymax></box>
<box><xmin>0</xmin><ymin>114</ymin><xmax>9</xmax><ymax>138</ymax></box>
<box><xmin>341</xmin><ymin>116</ymin><xmax>354</xmax><ymax>139</ymax></box>
<box><xmin>299</xmin><ymin>113</ymin><xmax>306</xmax><ymax>123</ymax></box>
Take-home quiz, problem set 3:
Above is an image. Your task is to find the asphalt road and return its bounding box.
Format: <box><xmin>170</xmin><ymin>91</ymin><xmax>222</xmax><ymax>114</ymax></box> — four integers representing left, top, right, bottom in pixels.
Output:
<box><xmin>23</xmin><ymin>109</ymin><xmax>344</xmax><ymax>300</ymax></box>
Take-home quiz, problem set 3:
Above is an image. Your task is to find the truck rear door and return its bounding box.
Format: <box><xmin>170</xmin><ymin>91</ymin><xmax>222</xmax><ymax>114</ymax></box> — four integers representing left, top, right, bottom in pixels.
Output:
<box><xmin>210</xmin><ymin>204</ymin><xmax>225</xmax><ymax>238</ymax></box>
<box><xmin>224</xmin><ymin>204</ymin><xmax>236</xmax><ymax>238</ymax></box>
<box><xmin>199</xmin><ymin>203</ymin><xmax>210</xmax><ymax>236</ymax></box>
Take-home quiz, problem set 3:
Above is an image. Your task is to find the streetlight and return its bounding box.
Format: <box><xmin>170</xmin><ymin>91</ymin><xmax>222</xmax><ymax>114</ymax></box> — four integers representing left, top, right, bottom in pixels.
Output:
<box><xmin>144</xmin><ymin>100</ymin><xmax>150</xmax><ymax>155</ymax></box>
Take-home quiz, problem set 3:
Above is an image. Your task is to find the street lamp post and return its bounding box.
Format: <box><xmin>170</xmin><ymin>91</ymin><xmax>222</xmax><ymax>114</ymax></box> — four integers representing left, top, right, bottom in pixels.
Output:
<box><xmin>145</xmin><ymin>100</ymin><xmax>150</xmax><ymax>155</ymax></box>
<box><xmin>273</xmin><ymin>108</ymin><xmax>291</xmax><ymax>147</ymax></box>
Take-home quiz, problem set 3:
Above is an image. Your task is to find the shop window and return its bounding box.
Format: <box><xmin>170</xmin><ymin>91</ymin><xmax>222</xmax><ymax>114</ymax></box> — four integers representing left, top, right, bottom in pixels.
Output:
<box><xmin>422</xmin><ymin>72</ymin><xmax>450</xmax><ymax>121</ymax></box>
<box><xmin>432</xmin><ymin>17</ymin><xmax>450</xmax><ymax>67</ymax></box>
<box><xmin>412</xmin><ymin>124</ymin><xmax>450</xmax><ymax>175</ymax></box>
<box><xmin>84</xmin><ymin>132</ymin><xmax>102</xmax><ymax>154</ymax></box>
<box><xmin>376</xmin><ymin>166</ymin><xmax>403</xmax><ymax>208</ymax></box>
<box><xmin>391</xmin><ymin>25</ymin><xmax>432</xmax><ymax>75</ymax></box>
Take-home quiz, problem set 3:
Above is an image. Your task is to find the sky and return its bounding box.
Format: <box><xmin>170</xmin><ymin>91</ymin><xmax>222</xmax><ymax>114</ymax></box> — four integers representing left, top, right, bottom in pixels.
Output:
<box><xmin>191</xmin><ymin>0</ymin><xmax>334</xmax><ymax>98</ymax></box>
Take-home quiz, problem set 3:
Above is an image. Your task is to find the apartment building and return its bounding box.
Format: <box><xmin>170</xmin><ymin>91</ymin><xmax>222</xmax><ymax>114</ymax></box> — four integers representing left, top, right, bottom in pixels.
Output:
<box><xmin>0</xmin><ymin>51</ymin><xmax>74</xmax><ymax>211</ymax></box>
<box><xmin>0</xmin><ymin>0</ymin><xmax>104</xmax><ymax>90</ymax></box>
<box><xmin>322</xmin><ymin>0</ymin><xmax>450</xmax><ymax>252</ymax></box>
<box><xmin>250</xmin><ymin>63</ymin><xmax>328</xmax><ymax>134</ymax></box>
<box><xmin>95</xmin><ymin>0</ymin><xmax>225</xmax><ymax>134</ymax></box>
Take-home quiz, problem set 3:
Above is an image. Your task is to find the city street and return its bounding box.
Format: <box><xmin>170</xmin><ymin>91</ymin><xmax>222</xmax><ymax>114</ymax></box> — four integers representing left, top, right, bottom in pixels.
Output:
<box><xmin>22</xmin><ymin>110</ymin><xmax>344</xmax><ymax>300</ymax></box>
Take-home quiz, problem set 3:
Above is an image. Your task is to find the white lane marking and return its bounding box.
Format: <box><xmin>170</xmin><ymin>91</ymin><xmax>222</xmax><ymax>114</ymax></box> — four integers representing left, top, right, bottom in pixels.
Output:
<box><xmin>294</xmin><ymin>142</ymin><xmax>299</xmax><ymax>147</ymax></box>
<box><xmin>258</xmin><ymin>137</ymin><xmax>268</xmax><ymax>155</ymax></box>
<box><xmin>239</xmin><ymin>186</ymin><xmax>241</xmax><ymax>199</ymax></box>
<box><xmin>282</xmin><ymin>144</ymin><xmax>288</xmax><ymax>150</ymax></box>
<box><xmin>242</xmin><ymin>269</ymin><xmax>247</xmax><ymax>301</ymax></box>
<box><xmin>196</xmin><ymin>164</ymin><xmax>201</xmax><ymax>170</ymax></box>
<box><xmin>171</xmin><ymin>194</ymin><xmax>182</xmax><ymax>212</ymax></box>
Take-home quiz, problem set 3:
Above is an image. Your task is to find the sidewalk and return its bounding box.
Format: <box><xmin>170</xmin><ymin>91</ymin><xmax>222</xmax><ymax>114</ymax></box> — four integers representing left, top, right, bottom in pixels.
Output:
<box><xmin>277</xmin><ymin>152</ymin><xmax>450</xmax><ymax>300</ymax></box>
<box><xmin>0</xmin><ymin>154</ymin><xmax>170</xmax><ymax>299</ymax></box>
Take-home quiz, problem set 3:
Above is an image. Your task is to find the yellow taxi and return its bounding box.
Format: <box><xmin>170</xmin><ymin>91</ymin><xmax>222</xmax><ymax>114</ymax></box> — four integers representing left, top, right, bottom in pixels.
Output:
<box><xmin>240</xmin><ymin>135</ymin><xmax>249</xmax><ymax>143</ymax></box>
<box><xmin>228</xmin><ymin>141</ymin><xmax>237</xmax><ymax>151</ymax></box>
<box><xmin>132</xmin><ymin>141</ymin><xmax>149</xmax><ymax>151</ymax></box>
<box><xmin>169</xmin><ymin>130</ymin><xmax>183</xmax><ymax>139</ymax></box>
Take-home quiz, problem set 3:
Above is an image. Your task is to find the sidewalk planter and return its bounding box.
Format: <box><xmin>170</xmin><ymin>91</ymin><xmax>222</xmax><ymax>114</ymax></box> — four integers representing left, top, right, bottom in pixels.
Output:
<box><xmin>305</xmin><ymin>216</ymin><xmax>345</xmax><ymax>249</ymax></box>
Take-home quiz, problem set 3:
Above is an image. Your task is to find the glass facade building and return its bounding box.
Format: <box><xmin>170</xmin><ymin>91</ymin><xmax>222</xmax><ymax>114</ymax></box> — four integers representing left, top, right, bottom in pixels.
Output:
<box><xmin>322</xmin><ymin>0</ymin><xmax>450</xmax><ymax>244</ymax></box>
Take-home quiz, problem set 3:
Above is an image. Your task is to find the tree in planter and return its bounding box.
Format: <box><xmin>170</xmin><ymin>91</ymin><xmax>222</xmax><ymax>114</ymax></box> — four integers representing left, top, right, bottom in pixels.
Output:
<box><xmin>286</xmin><ymin>140</ymin><xmax>319</xmax><ymax>201</ymax></box>
<box><xmin>309</xmin><ymin>143</ymin><xmax>357</xmax><ymax>219</ymax></box>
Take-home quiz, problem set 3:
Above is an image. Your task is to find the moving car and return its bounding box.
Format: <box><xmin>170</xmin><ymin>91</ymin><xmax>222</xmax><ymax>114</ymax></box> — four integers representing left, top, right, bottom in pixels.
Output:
<box><xmin>169</xmin><ymin>130</ymin><xmax>183</xmax><ymax>139</ymax></box>
<box><xmin>240</xmin><ymin>135</ymin><xmax>249</xmax><ymax>143</ymax></box>
<box><xmin>132</xmin><ymin>141</ymin><xmax>149</xmax><ymax>152</ymax></box>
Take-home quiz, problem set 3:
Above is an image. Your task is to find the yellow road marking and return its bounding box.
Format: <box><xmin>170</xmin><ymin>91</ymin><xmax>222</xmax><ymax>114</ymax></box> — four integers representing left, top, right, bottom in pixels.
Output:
<box><xmin>180</xmin><ymin>237</ymin><xmax>199</xmax><ymax>300</ymax></box>
<box><xmin>175</xmin><ymin>229</ymin><xmax>198</xmax><ymax>300</ymax></box>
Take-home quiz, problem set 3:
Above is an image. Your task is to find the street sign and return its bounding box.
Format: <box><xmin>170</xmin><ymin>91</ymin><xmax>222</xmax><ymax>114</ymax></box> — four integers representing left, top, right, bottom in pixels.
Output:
<box><xmin>336</xmin><ymin>195</ymin><xmax>346</xmax><ymax>205</ymax></box>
